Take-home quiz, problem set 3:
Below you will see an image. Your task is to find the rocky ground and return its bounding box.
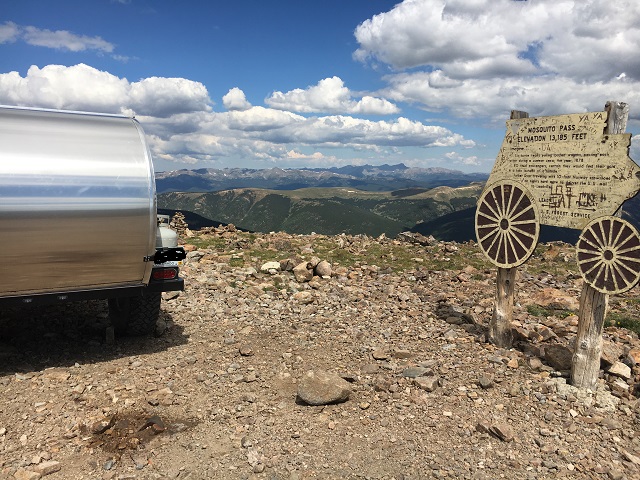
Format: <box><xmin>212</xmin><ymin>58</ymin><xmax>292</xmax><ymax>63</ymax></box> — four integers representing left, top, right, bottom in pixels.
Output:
<box><xmin>1</xmin><ymin>226</ymin><xmax>640</xmax><ymax>480</ymax></box>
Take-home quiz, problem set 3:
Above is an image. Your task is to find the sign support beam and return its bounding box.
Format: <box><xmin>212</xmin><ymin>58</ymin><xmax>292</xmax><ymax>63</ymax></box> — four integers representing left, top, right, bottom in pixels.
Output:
<box><xmin>488</xmin><ymin>110</ymin><xmax>528</xmax><ymax>348</ymax></box>
<box><xmin>571</xmin><ymin>101</ymin><xmax>629</xmax><ymax>389</ymax></box>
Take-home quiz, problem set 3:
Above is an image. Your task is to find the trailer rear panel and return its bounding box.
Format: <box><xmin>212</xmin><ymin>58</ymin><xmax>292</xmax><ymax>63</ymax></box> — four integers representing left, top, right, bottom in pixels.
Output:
<box><xmin>0</xmin><ymin>106</ymin><xmax>156</xmax><ymax>297</ymax></box>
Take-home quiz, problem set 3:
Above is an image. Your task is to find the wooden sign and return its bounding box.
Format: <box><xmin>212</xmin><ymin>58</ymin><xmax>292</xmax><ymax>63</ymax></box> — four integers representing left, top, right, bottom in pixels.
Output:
<box><xmin>485</xmin><ymin>111</ymin><xmax>640</xmax><ymax>230</ymax></box>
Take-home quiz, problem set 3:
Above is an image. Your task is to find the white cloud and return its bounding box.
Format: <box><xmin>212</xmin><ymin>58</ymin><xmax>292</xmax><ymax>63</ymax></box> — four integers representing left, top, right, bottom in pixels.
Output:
<box><xmin>1</xmin><ymin>22</ymin><xmax>128</xmax><ymax>60</ymax></box>
<box><xmin>266</xmin><ymin>76</ymin><xmax>399</xmax><ymax>115</ymax></box>
<box><xmin>355</xmin><ymin>0</ymin><xmax>640</xmax><ymax>120</ymax></box>
<box><xmin>0</xmin><ymin>64</ymin><xmax>212</xmax><ymax>117</ymax></box>
<box><xmin>0</xmin><ymin>63</ymin><xmax>473</xmax><ymax>168</ymax></box>
<box><xmin>354</xmin><ymin>0</ymin><xmax>545</xmax><ymax>77</ymax></box>
<box><xmin>222</xmin><ymin>87</ymin><xmax>252</xmax><ymax>111</ymax></box>
<box><xmin>22</xmin><ymin>25</ymin><xmax>115</xmax><ymax>53</ymax></box>
<box><xmin>445</xmin><ymin>151</ymin><xmax>479</xmax><ymax>166</ymax></box>
<box><xmin>383</xmin><ymin>70</ymin><xmax>640</xmax><ymax>121</ymax></box>
<box><xmin>0</xmin><ymin>21</ymin><xmax>20</xmax><ymax>43</ymax></box>
<box><xmin>129</xmin><ymin>76</ymin><xmax>211</xmax><ymax>117</ymax></box>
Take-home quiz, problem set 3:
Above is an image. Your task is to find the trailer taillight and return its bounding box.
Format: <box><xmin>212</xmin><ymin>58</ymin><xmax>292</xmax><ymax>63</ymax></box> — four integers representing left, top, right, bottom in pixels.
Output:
<box><xmin>152</xmin><ymin>268</ymin><xmax>178</xmax><ymax>281</ymax></box>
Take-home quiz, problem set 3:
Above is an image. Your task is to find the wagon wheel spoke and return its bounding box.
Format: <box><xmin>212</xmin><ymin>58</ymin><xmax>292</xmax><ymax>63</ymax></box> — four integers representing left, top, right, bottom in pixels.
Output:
<box><xmin>576</xmin><ymin>216</ymin><xmax>640</xmax><ymax>294</ymax></box>
<box><xmin>475</xmin><ymin>181</ymin><xmax>539</xmax><ymax>268</ymax></box>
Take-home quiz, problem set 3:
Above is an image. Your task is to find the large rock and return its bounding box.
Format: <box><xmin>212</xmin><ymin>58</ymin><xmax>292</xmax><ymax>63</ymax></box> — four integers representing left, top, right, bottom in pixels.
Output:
<box><xmin>314</xmin><ymin>260</ymin><xmax>332</xmax><ymax>278</ymax></box>
<box><xmin>543</xmin><ymin>344</ymin><xmax>573</xmax><ymax>371</ymax></box>
<box><xmin>293</xmin><ymin>262</ymin><xmax>313</xmax><ymax>282</ymax></box>
<box><xmin>530</xmin><ymin>288</ymin><xmax>579</xmax><ymax>311</ymax></box>
<box><xmin>260</xmin><ymin>261</ymin><xmax>281</xmax><ymax>273</ymax></box>
<box><xmin>607</xmin><ymin>361</ymin><xmax>632</xmax><ymax>380</ymax></box>
<box><xmin>297</xmin><ymin>370</ymin><xmax>352</xmax><ymax>406</ymax></box>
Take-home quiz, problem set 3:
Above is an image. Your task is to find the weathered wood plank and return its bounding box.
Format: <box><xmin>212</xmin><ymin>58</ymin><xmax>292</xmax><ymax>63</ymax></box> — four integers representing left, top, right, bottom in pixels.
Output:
<box><xmin>571</xmin><ymin>285</ymin><xmax>608</xmax><ymax>389</ymax></box>
<box><xmin>489</xmin><ymin>267</ymin><xmax>516</xmax><ymax>347</ymax></box>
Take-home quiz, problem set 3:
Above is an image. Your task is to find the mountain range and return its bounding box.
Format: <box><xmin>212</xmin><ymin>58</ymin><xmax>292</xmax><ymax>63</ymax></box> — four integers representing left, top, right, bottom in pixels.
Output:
<box><xmin>158</xmin><ymin>183</ymin><xmax>483</xmax><ymax>238</ymax></box>
<box><xmin>155</xmin><ymin>164</ymin><xmax>488</xmax><ymax>193</ymax></box>
<box><xmin>156</xmin><ymin>164</ymin><xmax>640</xmax><ymax>244</ymax></box>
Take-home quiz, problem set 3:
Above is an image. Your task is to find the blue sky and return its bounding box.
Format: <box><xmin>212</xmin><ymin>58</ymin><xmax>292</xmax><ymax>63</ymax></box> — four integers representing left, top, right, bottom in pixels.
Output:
<box><xmin>1</xmin><ymin>0</ymin><xmax>640</xmax><ymax>173</ymax></box>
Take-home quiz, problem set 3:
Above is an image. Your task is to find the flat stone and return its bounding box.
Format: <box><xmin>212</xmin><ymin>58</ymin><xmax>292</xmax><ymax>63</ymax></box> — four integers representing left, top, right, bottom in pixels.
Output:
<box><xmin>401</xmin><ymin>367</ymin><xmax>430</xmax><ymax>378</ymax></box>
<box><xmin>361</xmin><ymin>364</ymin><xmax>379</xmax><ymax>375</ymax></box>
<box><xmin>489</xmin><ymin>422</ymin><xmax>514</xmax><ymax>442</ymax></box>
<box><xmin>600</xmin><ymin>341</ymin><xmax>622</xmax><ymax>368</ymax></box>
<box><xmin>297</xmin><ymin>370</ymin><xmax>352</xmax><ymax>406</ymax></box>
<box><xmin>413</xmin><ymin>375</ymin><xmax>439</xmax><ymax>392</ymax></box>
<box><xmin>621</xmin><ymin>449</ymin><xmax>640</xmax><ymax>465</ymax></box>
<box><xmin>292</xmin><ymin>291</ymin><xmax>314</xmax><ymax>304</ymax></box>
<box><xmin>13</xmin><ymin>468</ymin><xmax>40</xmax><ymax>480</ymax></box>
<box><xmin>260</xmin><ymin>261</ymin><xmax>281</xmax><ymax>272</ymax></box>
<box><xmin>530</xmin><ymin>288</ymin><xmax>579</xmax><ymax>311</ymax></box>
<box><xmin>527</xmin><ymin>356</ymin><xmax>543</xmax><ymax>370</ymax></box>
<box><xmin>626</xmin><ymin>347</ymin><xmax>640</xmax><ymax>366</ymax></box>
<box><xmin>372</xmin><ymin>349</ymin><xmax>389</xmax><ymax>360</ymax></box>
<box><xmin>476</xmin><ymin>420</ymin><xmax>491</xmax><ymax>434</ymax></box>
<box><xmin>33</xmin><ymin>460</ymin><xmax>62</xmax><ymax>476</ymax></box>
<box><xmin>606</xmin><ymin>361</ymin><xmax>631</xmax><ymax>380</ymax></box>
<box><xmin>393</xmin><ymin>349</ymin><xmax>412</xmax><ymax>359</ymax></box>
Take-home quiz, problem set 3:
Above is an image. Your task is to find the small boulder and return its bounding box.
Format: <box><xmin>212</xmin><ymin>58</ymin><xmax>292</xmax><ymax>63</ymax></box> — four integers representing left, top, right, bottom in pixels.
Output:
<box><xmin>414</xmin><ymin>376</ymin><xmax>439</xmax><ymax>392</ymax></box>
<box><xmin>293</xmin><ymin>262</ymin><xmax>313</xmax><ymax>282</ymax></box>
<box><xmin>543</xmin><ymin>344</ymin><xmax>573</xmax><ymax>371</ymax></box>
<box><xmin>292</xmin><ymin>291</ymin><xmax>314</xmax><ymax>304</ymax></box>
<box><xmin>260</xmin><ymin>261</ymin><xmax>281</xmax><ymax>273</ymax></box>
<box><xmin>314</xmin><ymin>260</ymin><xmax>332</xmax><ymax>278</ymax></box>
<box><xmin>297</xmin><ymin>370</ymin><xmax>352</xmax><ymax>406</ymax></box>
<box><xmin>607</xmin><ymin>361</ymin><xmax>632</xmax><ymax>380</ymax></box>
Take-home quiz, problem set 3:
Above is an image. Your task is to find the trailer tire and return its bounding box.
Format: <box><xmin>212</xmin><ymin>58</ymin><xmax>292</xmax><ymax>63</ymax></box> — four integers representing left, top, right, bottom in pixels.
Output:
<box><xmin>108</xmin><ymin>292</ymin><xmax>161</xmax><ymax>336</ymax></box>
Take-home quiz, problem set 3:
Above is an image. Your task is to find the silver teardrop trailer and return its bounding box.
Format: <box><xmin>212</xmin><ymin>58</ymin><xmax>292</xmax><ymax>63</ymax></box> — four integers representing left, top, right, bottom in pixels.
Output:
<box><xmin>0</xmin><ymin>105</ymin><xmax>185</xmax><ymax>335</ymax></box>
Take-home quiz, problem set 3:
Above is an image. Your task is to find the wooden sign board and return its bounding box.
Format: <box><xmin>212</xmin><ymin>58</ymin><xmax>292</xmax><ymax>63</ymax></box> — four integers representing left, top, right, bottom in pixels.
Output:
<box><xmin>486</xmin><ymin>111</ymin><xmax>640</xmax><ymax>230</ymax></box>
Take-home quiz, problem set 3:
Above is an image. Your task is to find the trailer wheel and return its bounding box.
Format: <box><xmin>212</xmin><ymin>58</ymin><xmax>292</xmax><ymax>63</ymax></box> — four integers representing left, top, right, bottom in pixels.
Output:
<box><xmin>108</xmin><ymin>292</ymin><xmax>161</xmax><ymax>336</ymax></box>
<box><xmin>475</xmin><ymin>181</ymin><xmax>539</xmax><ymax>268</ymax></box>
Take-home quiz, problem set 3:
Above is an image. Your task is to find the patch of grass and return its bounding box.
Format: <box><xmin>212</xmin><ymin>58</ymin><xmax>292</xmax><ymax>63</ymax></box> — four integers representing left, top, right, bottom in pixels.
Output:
<box><xmin>229</xmin><ymin>256</ymin><xmax>244</xmax><ymax>267</ymax></box>
<box><xmin>526</xmin><ymin>304</ymin><xmax>575</xmax><ymax>318</ymax></box>
<box><xmin>606</xmin><ymin>311</ymin><xmax>640</xmax><ymax>335</ymax></box>
<box><xmin>188</xmin><ymin>236</ymin><xmax>227</xmax><ymax>250</ymax></box>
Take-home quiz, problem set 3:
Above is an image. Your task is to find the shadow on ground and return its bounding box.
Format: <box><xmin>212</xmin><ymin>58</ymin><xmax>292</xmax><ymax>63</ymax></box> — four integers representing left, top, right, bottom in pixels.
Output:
<box><xmin>0</xmin><ymin>299</ymin><xmax>187</xmax><ymax>376</ymax></box>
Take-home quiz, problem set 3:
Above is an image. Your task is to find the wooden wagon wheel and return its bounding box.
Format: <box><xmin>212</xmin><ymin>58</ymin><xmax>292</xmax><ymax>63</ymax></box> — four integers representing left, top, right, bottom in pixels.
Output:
<box><xmin>576</xmin><ymin>216</ymin><xmax>640</xmax><ymax>294</ymax></box>
<box><xmin>475</xmin><ymin>181</ymin><xmax>539</xmax><ymax>268</ymax></box>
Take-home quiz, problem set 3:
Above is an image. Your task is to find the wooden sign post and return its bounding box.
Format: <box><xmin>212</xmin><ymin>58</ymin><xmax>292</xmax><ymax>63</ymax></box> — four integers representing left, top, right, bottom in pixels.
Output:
<box><xmin>476</xmin><ymin>101</ymin><xmax>640</xmax><ymax>389</ymax></box>
<box><xmin>571</xmin><ymin>102</ymin><xmax>633</xmax><ymax>389</ymax></box>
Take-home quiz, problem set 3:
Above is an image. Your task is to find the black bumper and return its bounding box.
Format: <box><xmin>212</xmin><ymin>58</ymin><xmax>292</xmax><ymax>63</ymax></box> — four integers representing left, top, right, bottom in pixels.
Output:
<box><xmin>0</xmin><ymin>277</ymin><xmax>184</xmax><ymax>307</ymax></box>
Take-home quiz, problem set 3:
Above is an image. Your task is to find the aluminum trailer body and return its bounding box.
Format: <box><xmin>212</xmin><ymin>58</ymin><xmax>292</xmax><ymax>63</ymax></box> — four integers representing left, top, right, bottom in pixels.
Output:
<box><xmin>0</xmin><ymin>105</ymin><xmax>184</xmax><ymax>334</ymax></box>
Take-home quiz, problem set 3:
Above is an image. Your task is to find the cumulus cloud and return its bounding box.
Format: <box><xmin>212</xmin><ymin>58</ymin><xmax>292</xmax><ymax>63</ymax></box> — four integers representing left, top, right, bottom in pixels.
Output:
<box><xmin>383</xmin><ymin>70</ymin><xmax>640</xmax><ymax>121</ymax></box>
<box><xmin>355</xmin><ymin>0</ymin><xmax>640</xmax><ymax>121</ymax></box>
<box><xmin>0</xmin><ymin>63</ymin><xmax>473</xmax><ymax>168</ymax></box>
<box><xmin>445</xmin><ymin>151</ymin><xmax>480</xmax><ymax>166</ymax></box>
<box><xmin>140</xmin><ymin>106</ymin><xmax>473</xmax><ymax>167</ymax></box>
<box><xmin>129</xmin><ymin>76</ymin><xmax>211</xmax><ymax>117</ymax></box>
<box><xmin>0</xmin><ymin>64</ymin><xmax>212</xmax><ymax>117</ymax></box>
<box><xmin>266</xmin><ymin>76</ymin><xmax>399</xmax><ymax>115</ymax></box>
<box><xmin>222</xmin><ymin>87</ymin><xmax>252</xmax><ymax>111</ymax></box>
